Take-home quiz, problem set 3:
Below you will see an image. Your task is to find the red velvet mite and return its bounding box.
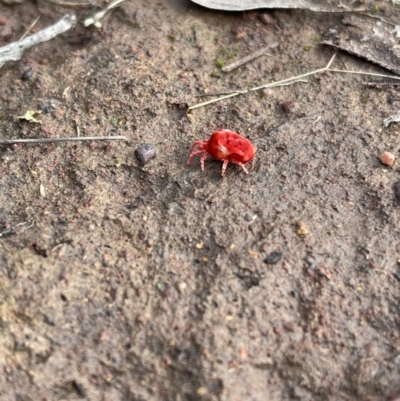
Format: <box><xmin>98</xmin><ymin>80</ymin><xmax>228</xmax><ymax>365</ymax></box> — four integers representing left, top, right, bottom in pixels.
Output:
<box><xmin>187</xmin><ymin>129</ymin><xmax>255</xmax><ymax>176</ymax></box>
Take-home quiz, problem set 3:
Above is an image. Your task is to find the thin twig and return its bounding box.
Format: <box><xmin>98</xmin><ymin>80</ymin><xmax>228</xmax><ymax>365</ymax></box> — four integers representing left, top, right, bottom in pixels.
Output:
<box><xmin>0</xmin><ymin>15</ymin><xmax>76</xmax><ymax>64</ymax></box>
<box><xmin>196</xmin><ymin>79</ymin><xmax>308</xmax><ymax>98</ymax></box>
<box><xmin>187</xmin><ymin>53</ymin><xmax>400</xmax><ymax>112</ymax></box>
<box><xmin>222</xmin><ymin>43</ymin><xmax>279</xmax><ymax>72</ymax></box>
<box><xmin>326</xmin><ymin>68</ymin><xmax>400</xmax><ymax>80</ymax></box>
<box><xmin>19</xmin><ymin>16</ymin><xmax>40</xmax><ymax>41</ymax></box>
<box><xmin>325</xmin><ymin>53</ymin><xmax>337</xmax><ymax>69</ymax></box>
<box><xmin>84</xmin><ymin>0</ymin><xmax>127</xmax><ymax>28</ymax></box>
<box><xmin>362</xmin><ymin>81</ymin><xmax>400</xmax><ymax>87</ymax></box>
<box><xmin>188</xmin><ymin>54</ymin><xmax>337</xmax><ymax>111</ymax></box>
<box><xmin>0</xmin><ymin>136</ymin><xmax>127</xmax><ymax>145</ymax></box>
<box><xmin>0</xmin><ymin>16</ymin><xmax>40</xmax><ymax>69</ymax></box>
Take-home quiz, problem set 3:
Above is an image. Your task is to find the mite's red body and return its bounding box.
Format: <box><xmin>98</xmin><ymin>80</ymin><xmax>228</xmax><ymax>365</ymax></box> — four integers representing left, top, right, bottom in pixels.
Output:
<box><xmin>187</xmin><ymin>129</ymin><xmax>255</xmax><ymax>176</ymax></box>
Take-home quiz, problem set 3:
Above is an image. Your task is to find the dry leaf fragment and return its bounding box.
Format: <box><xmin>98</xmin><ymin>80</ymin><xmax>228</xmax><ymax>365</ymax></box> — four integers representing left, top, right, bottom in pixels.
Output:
<box><xmin>17</xmin><ymin>110</ymin><xmax>42</xmax><ymax>123</ymax></box>
<box><xmin>322</xmin><ymin>15</ymin><xmax>400</xmax><ymax>75</ymax></box>
<box><xmin>190</xmin><ymin>0</ymin><xmax>365</xmax><ymax>12</ymax></box>
<box><xmin>383</xmin><ymin>111</ymin><xmax>400</xmax><ymax>127</ymax></box>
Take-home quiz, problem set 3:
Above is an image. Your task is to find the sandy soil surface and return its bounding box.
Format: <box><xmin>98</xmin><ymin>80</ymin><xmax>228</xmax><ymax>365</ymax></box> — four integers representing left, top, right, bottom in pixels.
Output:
<box><xmin>1</xmin><ymin>1</ymin><xmax>400</xmax><ymax>400</ymax></box>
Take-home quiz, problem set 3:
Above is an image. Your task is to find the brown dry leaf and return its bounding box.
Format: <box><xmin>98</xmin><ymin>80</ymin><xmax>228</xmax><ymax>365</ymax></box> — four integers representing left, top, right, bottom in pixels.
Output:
<box><xmin>190</xmin><ymin>0</ymin><xmax>365</xmax><ymax>12</ymax></box>
<box><xmin>322</xmin><ymin>15</ymin><xmax>400</xmax><ymax>75</ymax></box>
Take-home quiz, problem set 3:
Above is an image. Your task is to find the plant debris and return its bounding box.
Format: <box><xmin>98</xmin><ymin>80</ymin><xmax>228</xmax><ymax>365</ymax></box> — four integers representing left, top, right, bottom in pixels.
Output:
<box><xmin>0</xmin><ymin>136</ymin><xmax>127</xmax><ymax>145</ymax></box>
<box><xmin>17</xmin><ymin>110</ymin><xmax>42</xmax><ymax>123</ymax></box>
<box><xmin>190</xmin><ymin>0</ymin><xmax>365</xmax><ymax>12</ymax></box>
<box><xmin>383</xmin><ymin>111</ymin><xmax>400</xmax><ymax>127</ymax></box>
<box><xmin>0</xmin><ymin>15</ymin><xmax>76</xmax><ymax>65</ymax></box>
<box><xmin>322</xmin><ymin>15</ymin><xmax>400</xmax><ymax>75</ymax></box>
<box><xmin>221</xmin><ymin>43</ymin><xmax>278</xmax><ymax>72</ymax></box>
<box><xmin>84</xmin><ymin>0</ymin><xmax>127</xmax><ymax>28</ymax></box>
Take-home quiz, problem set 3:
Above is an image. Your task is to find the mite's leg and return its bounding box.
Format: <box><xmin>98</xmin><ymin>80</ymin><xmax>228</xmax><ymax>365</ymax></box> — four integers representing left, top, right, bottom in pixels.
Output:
<box><xmin>200</xmin><ymin>153</ymin><xmax>208</xmax><ymax>171</ymax></box>
<box><xmin>231</xmin><ymin>160</ymin><xmax>249</xmax><ymax>174</ymax></box>
<box><xmin>221</xmin><ymin>160</ymin><xmax>229</xmax><ymax>176</ymax></box>
<box><xmin>187</xmin><ymin>150</ymin><xmax>205</xmax><ymax>165</ymax></box>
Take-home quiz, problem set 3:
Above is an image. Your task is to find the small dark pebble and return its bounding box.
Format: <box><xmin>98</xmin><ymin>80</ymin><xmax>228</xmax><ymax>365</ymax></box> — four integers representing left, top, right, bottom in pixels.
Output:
<box><xmin>40</xmin><ymin>99</ymin><xmax>57</xmax><ymax>113</ymax></box>
<box><xmin>34</xmin><ymin>75</ymin><xmax>45</xmax><ymax>89</ymax></box>
<box><xmin>72</xmin><ymin>380</ymin><xmax>86</xmax><ymax>397</ymax></box>
<box><xmin>21</xmin><ymin>69</ymin><xmax>33</xmax><ymax>81</ymax></box>
<box><xmin>244</xmin><ymin>213</ymin><xmax>252</xmax><ymax>222</ymax></box>
<box><xmin>392</xmin><ymin>272</ymin><xmax>400</xmax><ymax>282</ymax></box>
<box><xmin>264</xmin><ymin>251</ymin><xmax>283</xmax><ymax>264</ymax></box>
<box><xmin>161</xmin><ymin>288</ymin><xmax>171</xmax><ymax>298</ymax></box>
<box><xmin>280</xmin><ymin>101</ymin><xmax>294</xmax><ymax>113</ymax></box>
<box><xmin>138</xmin><ymin>229</ymin><xmax>147</xmax><ymax>240</ymax></box>
<box><xmin>393</xmin><ymin>180</ymin><xmax>400</xmax><ymax>201</ymax></box>
<box><xmin>44</xmin><ymin>313</ymin><xmax>56</xmax><ymax>326</ymax></box>
<box><xmin>231</xmin><ymin>25</ymin><xmax>244</xmax><ymax>36</ymax></box>
<box><xmin>135</xmin><ymin>143</ymin><xmax>156</xmax><ymax>166</ymax></box>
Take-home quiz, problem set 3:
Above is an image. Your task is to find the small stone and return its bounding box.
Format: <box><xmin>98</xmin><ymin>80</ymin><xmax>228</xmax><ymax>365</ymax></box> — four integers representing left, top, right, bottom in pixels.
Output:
<box><xmin>231</xmin><ymin>25</ymin><xmax>246</xmax><ymax>40</ymax></box>
<box><xmin>123</xmin><ymin>250</ymin><xmax>132</xmax><ymax>262</ymax></box>
<box><xmin>264</xmin><ymin>251</ymin><xmax>283</xmax><ymax>264</ymax></box>
<box><xmin>34</xmin><ymin>75</ymin><xmax>45</xmax><ymax>89</ymax></box>
<box><xmin>280</xmin><ymin>100</ymin><xmax>294</xmax><ymax>113</ymax></box>
<box><xmin>161</xmin><ymin>288</ymin><xmax>171</xmax><ymax>298</ymax></box>
<box><xmin>261</xmin><ymin>88</ymin><xmax>274</xmax><ymax>97</ymax></box>
<box><xmin>244</xmin><ymin>213</ymin><xmax>252</xmax><ymax>222</ymax></box>
<box><xmin>44</xmin><ymin>313</ymin><xmax>56</xmax><ymax>326</ymax></box>
<box><xmin>0</xmin><ymin>25</ymin><xmax>12</xmax><ymax>40</ymax></box>
<box><xmin>177</xmin><ymin>282</ymin><xmax>187</xmax><ymax>293</ymax></box>
<box><xmin>72</xmin><ymin>381</ymin><xmax>86</xmax><ymax>397</ymax></box>
<box><xmin>135</xmin><ymin>10</ymin><xmax>144</xmax><ymax>22</ymax></box>
<box><xmin>231</xmin><ymin>25</ymin><xmax>244</xmax><ymax>36</ymax></box>
<box><xmin>21</xmin><ymin>69</ymin><xmax>33</xmax><ymax>81</ymax></box>
<box><xmin>393</xmin><ymin>180</ymin><xmax>400</xmax><ymax>201</ymax></box>
<box><xmin>40</xmin><ymin>99</ymin><xmax>57</xmax><ymax>113</ymax></box>
<box><xmin>259</xmin><ymin>13</ymin><xmax>273</xmax><ymax>25</ymax></box>
<box><xmin>238</xmin><ymin>345</ymin><xmax>248</xmax><ymax>361</ymax></box>
<box><xmin>135</xmin><ymin>143</ymin><xmax>156</xmax><ymax>166</ymax></box>
<box><xmin>379</xmin><ymin>151</ymin><xmax>395</xmax><ymax>166</ymax></box>
<box><xmin>296</xmin><ymin>221</ymin><xmax>309</xmax><ymax>237</ymax></box>
<box><xmin>196</xmin><ymin>387</ymin><xmax>206</xmax><ymax>396</ymax></box>
<box><xmin>283</xmin><ymin>321</ymin><xmax>297</xmax><ymax>332</ymax></box>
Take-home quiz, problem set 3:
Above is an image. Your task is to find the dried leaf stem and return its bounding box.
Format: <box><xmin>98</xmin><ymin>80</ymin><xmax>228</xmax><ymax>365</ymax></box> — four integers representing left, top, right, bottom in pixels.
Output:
<box><xmin>188</xmin><ymin>53</ymin><xmax>337</xmax><ymax>111</ymax></box>
<box><xmin>188</xmin><ymin>53</ymin><xmax>400</xmax><ymax>112</ymax></box>
<box><xmin>222</xmin><ymin>42</ymin><xmax>279</xmax><ymax>72</ymax></box>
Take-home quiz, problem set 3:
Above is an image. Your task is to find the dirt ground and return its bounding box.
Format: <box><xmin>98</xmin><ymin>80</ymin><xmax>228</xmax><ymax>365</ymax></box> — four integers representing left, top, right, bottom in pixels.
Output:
<box><xmin>1</xmin><ymin>0</ymin><xmax>400</xmax><ymax>400</ymax></box>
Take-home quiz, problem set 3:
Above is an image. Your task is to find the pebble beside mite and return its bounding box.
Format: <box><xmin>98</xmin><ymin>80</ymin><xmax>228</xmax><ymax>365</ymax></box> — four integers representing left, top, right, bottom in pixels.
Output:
<box><xmin>187</xmin><ymin>129</ymin><xmax>255</xmax><ymax>176</ymax></box>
